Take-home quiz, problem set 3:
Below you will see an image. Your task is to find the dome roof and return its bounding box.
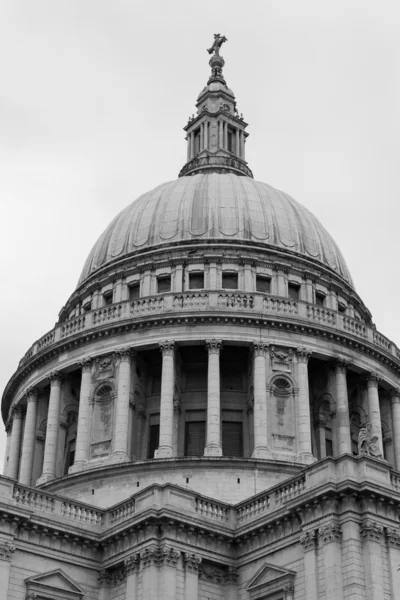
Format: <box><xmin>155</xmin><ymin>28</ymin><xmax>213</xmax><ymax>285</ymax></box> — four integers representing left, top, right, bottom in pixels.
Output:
<box><xmin>78</xmin><ymin>173</ymin><xmax>353</xmax><ymax>287</ymax></box>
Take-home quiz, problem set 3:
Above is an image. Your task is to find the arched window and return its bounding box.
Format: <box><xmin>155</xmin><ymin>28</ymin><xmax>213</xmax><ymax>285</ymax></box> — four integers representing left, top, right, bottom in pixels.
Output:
<box><xmin>270</xmin><ymin>376</ymin><xmax>295</xmax><ymax>453</ymax></box>
<box><xmin>314</xmin><ymin>394</ymin><xmax>336</xmax><ymax>459</ymax></box>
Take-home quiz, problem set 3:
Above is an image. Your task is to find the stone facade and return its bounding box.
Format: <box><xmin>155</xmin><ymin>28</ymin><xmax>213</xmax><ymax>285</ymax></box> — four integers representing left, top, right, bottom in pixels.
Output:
<box><xmin>2</xmin><ymin>37</ymin><xmax>400</xmax><ymax>599</ymax></box>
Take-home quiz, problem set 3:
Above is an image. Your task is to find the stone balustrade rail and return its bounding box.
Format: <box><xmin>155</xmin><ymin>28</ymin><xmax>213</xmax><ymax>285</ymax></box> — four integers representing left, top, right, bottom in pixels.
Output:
<box><xmin>18</xmin><ymin>291</ymin><xmax>400</xmax><ymax>367</ymax></box>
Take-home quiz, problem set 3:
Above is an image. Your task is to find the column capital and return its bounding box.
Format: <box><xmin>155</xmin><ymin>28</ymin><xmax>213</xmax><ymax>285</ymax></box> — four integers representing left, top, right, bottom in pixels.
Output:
<box><xmin>296</xmin><ymin>347</ymin><xmax>312</xmax><ymax>363</ymax></box>
<box><xmin>11</xmin><ymin>405</ymin><xmax>24</xmax><ymax>420</ymax></box>
<box><xmin>97</xmin><ymin>569</ymin><xmax>112</xmax><ymax>586</ymax></box>
<box><xmin>313</xmin><ymin>416</ymin><xmax>326</xmax><ymax>427</ymax></box>
<box><xmin>224</xmin><ymin>566</ymin><xmax>239</xmax><ymax>585</ymax></box>
<box><xmin>183</xmin><ymin>552</ymin><xmax>202</xmax><ymax>573</ymax></box>
<box><xmin>333</xmin><ymin>359</ymin><xmax>349</xmax><ymax>374</ymax></box>
<box><xmin>390</xmin><ymin>387</ymin><xmax>400</xmax><ymax>403</ymax></box>
<box><xmin>252</xmin><ymin>342</ymin><xmax>268</xmax><ymax>357</ymax></box>
<box><xmin>366</xmin><ymin>372</ymin><xmax>381</xmax><ymax>388</ymax></box>
<box><xmin>26</xmin><ymin>593</ymin><xmax>37</xmax><ymax>600</ymax></box>
<box><xmin>284</xmin><ymin>583</ymin><xmax>295</xmax><ymax>595</ymax></box>
<box><xmin>48</xmin><ymin>371</ymin><xmax>64</xmax><ymax>386</ymax></box>
<box><xmin>159</xmin><ymin>545</ymin><xmax>180</xmax><ymax>567</ymax></box>
<box><xmin>140</xmin><ymin>545</ymin><xmax>160</xmax><ymax>567</ymax></box>
<box><xmin>205</xmin><ymin>339</ymin><xmax>222</xmax><ymax>355</ymax></box>
<box><xmin>386</xmin><ymin>527</ymin><xmax>400</xmax><ymax>548</ymax></box>
<box><xmin>319</xmin><ymin>522</ymin><xmax>342</xmax><ymax>544</ymax></box>
<box><xmin>124</xmin><ymin>553</ymin><xmax>140</xmax><ymax>575</ymax></box>
<box><xmin>79</xmin><ymin>357</ymin><xmax>92</xmax><ymax>373</ymax></box>
<box><xmin>114</xmin><ymin>347</ymin><xmax>134</xmax><ymax>363</ymax></box>
<box><xmin>0</xmin><ymin>542</ymin><xmax>15</xmax><ymax>562</ymax></box>
<box><xmin>360</xmin><ymin>519</ymin><xmax>383</xmax><ymax>542</ymax></box>
<box><xmin>159</xmin><ymin>340</ymin><xmax>175</xmax><ymax>356</ymax></box>
<box><xmin>300</xmin><ymin>529</ymin><xmax>317</xmax><ymax>551</ymax></box>
<box><xmin>24</xmin><ymin>387</ymin><xmax>38</xmax><ymax>402</ymax></box>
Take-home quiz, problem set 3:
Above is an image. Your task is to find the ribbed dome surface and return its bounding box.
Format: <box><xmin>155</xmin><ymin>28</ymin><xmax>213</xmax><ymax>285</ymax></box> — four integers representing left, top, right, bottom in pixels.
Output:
<box><xmin>79</xmin><ymin>174</ymin><xmax>353</xmax><ymax>286</ymax></box>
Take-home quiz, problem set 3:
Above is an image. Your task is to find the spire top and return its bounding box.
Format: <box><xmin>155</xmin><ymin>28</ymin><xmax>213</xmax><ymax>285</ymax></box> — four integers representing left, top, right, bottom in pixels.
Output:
<box><xmin>178</xmin><ymin>36</ymin><xmax>253</xmax><ymax>179</ymax></box>
<box><xmin>207</xmin><ymin>34</ymin><xmax>228</xmax><ymax>84</ymax></box>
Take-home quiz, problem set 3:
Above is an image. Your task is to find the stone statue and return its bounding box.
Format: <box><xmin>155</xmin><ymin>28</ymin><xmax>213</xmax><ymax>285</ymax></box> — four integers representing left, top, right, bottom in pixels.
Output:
<box><xmin>207</xmin><ymin>33</ymin><xmax>227</xmax><ymax>56</ymax></box>
<box><xmin>358</xmin><ymin>423</ymin><xmax>383</xmax><ymax>459</ymax></box>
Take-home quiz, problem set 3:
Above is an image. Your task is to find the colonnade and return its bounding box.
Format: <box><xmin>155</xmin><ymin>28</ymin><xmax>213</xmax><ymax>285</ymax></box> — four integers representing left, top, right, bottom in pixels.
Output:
<box><xmin>4</xmin><ymin>341</ymin><xmax>400</xmax><ymax>486</ymax></box>
<box><xmin>187</xmin><ymin>120</ymin><xmax>245</xmax><ymax>160</ymax></box>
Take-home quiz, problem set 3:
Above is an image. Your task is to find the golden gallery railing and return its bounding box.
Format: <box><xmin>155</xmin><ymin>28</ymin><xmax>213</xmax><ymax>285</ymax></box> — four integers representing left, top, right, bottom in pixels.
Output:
<box><xmin>19</xmin><ymin>291</ymin><xmax>397</xmax><ymax>367</ymax></box>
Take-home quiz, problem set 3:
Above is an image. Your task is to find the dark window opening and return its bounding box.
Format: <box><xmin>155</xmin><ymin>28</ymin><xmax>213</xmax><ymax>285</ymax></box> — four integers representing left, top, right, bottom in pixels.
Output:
<box><xmin>288</xmin><ymin>283</ymin><xmax>300</xmax><ymax>301</ymax></box>
<box><xmin>129</xmin><ymin>283</ymin><xmax>140</xmax><ymax>301</ymax></box>
<box><xmin>148</xmin><ymin>424</ymin><xmax>160</xmax><ymax>459</ymax></box>
<box><xmin>194</xmin><ymin>128</ymin><xmax>201</xmax><ymax>155</ymax></box>
<box><xmin>103</xmin><ymin>291</ymin><xmax>113</xmax><ymax>306</ymax></box>
<box><xmin>222</xmin><ymin>272</ymin><xmax>238</xmax><ymax>290</ymax></box>
<box><xmin>227</xmin><ymin>128</ymin><xmax>235</xmax><ymax>153</ymax></box>
<box><xmin>315</xmin><ymin>292</ymin><xmax>325</xmax><ymax>307</ymax></box>
<box><xmin>185</xmin><ymin>421</ymin><xmax>206</xmax><ymax>457</ymax></box>
<box><xmin>189</xmin><ymin>272</ymin><xmax>204</xmax><ymax>290</ymax></box>
<box><xmin>83</xmin><ymin>301</ymin><xmax>92</xmax><ymax>312</ymax></box>
<box><xmin>157</xmin><ymin>275</ymin><xmax>171</xmax><ymax>294</ymax></box>
<box><xmin>256</xmin><ymin>276</ymin><xmax>271</xmax><ymax>294</ymax></box>
<box><xmin>222</xmin><ymin>422</ymin><xmax>243</xmax><ymax>457</ymax></box>
<box><xmin>338</xmin><ymin>303</ymin><xmax>346</xmax><ymax>313</ymax></box>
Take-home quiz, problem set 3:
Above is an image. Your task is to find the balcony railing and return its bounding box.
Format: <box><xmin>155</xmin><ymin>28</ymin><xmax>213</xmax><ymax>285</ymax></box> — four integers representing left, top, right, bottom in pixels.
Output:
<box><xmin>18</xmin><ymin>291</ymin><xmax>400</xmax><ymax>367</ymax></box>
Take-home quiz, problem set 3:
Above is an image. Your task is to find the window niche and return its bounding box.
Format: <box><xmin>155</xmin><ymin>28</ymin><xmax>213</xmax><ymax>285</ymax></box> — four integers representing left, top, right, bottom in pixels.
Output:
<box><xmin>256</xmin><ymin>275</ymin><xmax>271</xmax><ymax>294</ymax></box>
<box><xmin>222</xmin><ymin>271</ymin><xmax>238</xmax><ymax>290</ymax></box>
<box><xmin>288</xmin><ymin>282</ymin><xmax>300</xmax><ymax>301</ymax></box>
<box><xmin>103</xmin><ymin>290</ymin><xmax>113</xmax><ymax>306</ymax></box>
<box><xmin>90</xmin><ymin>384</ymin><xmax>114</xmax><ymax>460</ymax></box>
<box><xmin>315</xmin><ymin>291</ymin><xmax>326</xmax><ymax>307</ymax></box>
<box><xmin>129</xmin><ymin>282</ymin><xmax>140</xmax><ymax>301</ymax></box>
<box><xmin>157</xmin><ymin>275</ymin><xmax>171</xmax><ymax>293</ymax></box>
<box><xmin>271</xmin><ymin>376</ymin><xmax>295</xmax><ymax>453</ymax></box>
<box><xmin>189</xmin><ymin>271</ymin><xmax>205</xmax><ymax>290</ymax></box>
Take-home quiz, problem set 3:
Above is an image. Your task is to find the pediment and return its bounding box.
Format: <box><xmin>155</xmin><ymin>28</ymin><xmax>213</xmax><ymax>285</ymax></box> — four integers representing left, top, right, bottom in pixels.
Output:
<box><xmin>246</xmin><ymin>562</ymin><xmax>296</xmax><ymax>598</ymax></box>
<box><xmin>25</xmin><ymin>569</ymin><xmax>84</xmax><ymax>599</ymax></box>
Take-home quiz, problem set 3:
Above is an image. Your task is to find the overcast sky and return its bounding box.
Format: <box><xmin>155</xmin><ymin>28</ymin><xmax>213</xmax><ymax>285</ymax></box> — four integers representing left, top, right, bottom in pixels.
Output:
<box><xmin>1</xmin><ymin>0</ymin><xmax>399</xmax><ymax>469</ymax></box>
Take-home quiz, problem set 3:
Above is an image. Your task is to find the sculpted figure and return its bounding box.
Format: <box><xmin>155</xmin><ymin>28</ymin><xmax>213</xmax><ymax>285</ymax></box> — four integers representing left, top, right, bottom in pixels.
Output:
<box><xmin>358</xmin><ymin>423</ymin><xmax>383</xmax><ymax>459</ymax></box>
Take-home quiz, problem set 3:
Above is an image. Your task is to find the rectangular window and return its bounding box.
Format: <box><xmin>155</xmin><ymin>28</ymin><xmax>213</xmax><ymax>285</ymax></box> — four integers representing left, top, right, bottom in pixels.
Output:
<box><xmin>185</xmin><ymin>421</ymin><xmax>206</xmax><ymax>457</ymax></box>
<box><xmin>227</xmin><ymin>128</ymin><xmax>235</xmax><ymax>153</ymax></box>
<box><xmin>256</xmin><ymin>275</ymin><xmax>271</xmax><ymax>294</ymax></box>
<box><xmin>288</xmin><ymin>282</ymin><xmax>300</xmax><ymax>301</ymax></box>
<box><xmin>222</xmin><ymin>421</ymin><xmax>243</xmax><ymax>457</ymax></box>
<box><xmin>338</xmin><ymin>303</ymin><xmax>346</xmax><ymax>313</ymax></box>
<box><xmin>148</xmin><ymin>422</ymin><xmax>160</xmax><ymax>459</ymax></box>
<box><xmin>189</xmin><ymin>272</ymin><xmax>204</xmax><ymax>289</ymax></box>
<box><xmin>103</xmin><ymin>291</ymin><xmax>113</xmax><ymax>306</ymax></box>
<box><xmin>129</xmin><ymin>283</ymin><xmax>140</xmax><ymax>301</ymax></box>
<box><xmin>194</xmin><ymin>128</ymin><xmax>201</xmax><ymax>155</ymax></box>
<box><xmin>315</xmin><ymin>292</ymin><xmax>325</xmax><ymax>307</ymax></box>
<box><xmin>222</xmin><ymin>272</ymin><xmax>238</xmax><ymax>289</ymax></box>
<box><xmin>157</xmin><ymin>275</ymin><xmax>171</xmax><ymax>293</ymax></box>
<box><xmin>83</xmin><ymin>301</ymin><xmax>92</xmax><ymax>312</ymax></box>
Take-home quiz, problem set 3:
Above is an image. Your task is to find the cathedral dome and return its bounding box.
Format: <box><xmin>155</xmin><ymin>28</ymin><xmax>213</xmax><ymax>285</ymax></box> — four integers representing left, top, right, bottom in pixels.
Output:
<box><xmin>78</xmin><ymin>173</ymin><xmax>353</xmax><ymax>287</ymax></box>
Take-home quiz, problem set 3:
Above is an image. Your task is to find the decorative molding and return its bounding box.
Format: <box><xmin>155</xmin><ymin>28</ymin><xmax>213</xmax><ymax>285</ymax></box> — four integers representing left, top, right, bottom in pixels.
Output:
<box><xmin>140</xmin><ymin>545</ymin><xmax>160</xmax><ymax>568</ymax></box>
<box><xmin>360</xmin><ymin>519</ymin><xmax>383</xmax><ymax>542</ymax></box>
<box><xmin>199</xmin><ymin>561</ymin><xmax>225</xmax><ymax>584</ymax></box>
<box><xmin>159</xmin><ymin>545</ymin><xmax>180</xmax><ymax>567</ymax></box>
<box><xmin>183</xmin><ymin>552</ymin><xmax>202</xmax><ymax>573</ymax></box>
<box><xmin>300</xmin><ymin>529</ymin><xmax>317</xmax><ymax>551</ymax></box>
<box><xmin>25</xmin><ymin>593</ymin><xmax>37</xmax><ymax>600</ymax></box>
<box><xmin>205</xmin><ymin>338</ymin><xmax>222</xmax><ymax>355</ymax></box>
<box><xmin>224</xmin><ymin>566</ymin><xmax>239</xmax><ymax>585</ymax></box>
<box><xmin>269</xmin><ymin>345</ymin><xmax>294</xmax><ymax>371</ymax></box>
<box><xmin>253</xmin><ymin>342</ymin><xmax>268</xmax><ymax>358</ymax></box>
<box><xmin>319</xmin><ymin>522</ymin><xmax>342</xmax><ymax>544</ymax></box>
<box><xmin>386</xmin><ymin>528</ymin><xmax>400</xmax><ymax>548</ymax></box>
<box><xmin>296</xmin><ymin>347</ymin><xmax>312</xmax><ymax>363</ymax></box>
<box><xmin>48</xmin><ymin>371</ymin><xmax>64</xmax><ymax>385</ymax></box>
<box><xmin>98</xmin><ymin>569</ymin><xmax>112</xmax><ymax>585</ymax></box>
<box><xmin>0</xmin><ymin>542</ymin><xmax>15</xmax><ymax>562</ymax></box>
<box><xmin>366</xmin><ymin>372</ymin><xmax>381</xmax><ymax>387</ymax></box>
<box><xmin>79</xmin><ymin>357</ymin><xmax>92</xmax><ymax>373</ymax></box>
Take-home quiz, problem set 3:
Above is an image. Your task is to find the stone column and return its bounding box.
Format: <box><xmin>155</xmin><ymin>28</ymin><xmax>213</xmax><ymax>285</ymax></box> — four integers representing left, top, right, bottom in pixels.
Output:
<box><xmin>225</xmin><ymin>566</ymin><xmax>239</xmax><ymax>600</ymax></box>
<box><xmin>70</xmin><ymin>357</ymin><xmax>92</xmax><ymax>472</ymax></box>
<box><xmin>141</xmin><ymin>546</ymin><xmax>160</xmax><ymax>600</ymax></box>
<box><xmin>224</xmin><ymin>122</ymin><xmax>228</xmax><ymax>150</ymax></box>
<box><xmin>252</xmin><ymin>343</ymin><xmax>271</xmax><ymax>458</ymax></box>
<box><xmin>7</xmin><ymin>407</ymin><xmax>24</xmax><ymax>480</ymax></box>
<box><xmin>155</xmin><ymin>341</ymin><xmax>175</xmax><ymax>458</ymax></box>
<box><xmin>183</xmin><ymin>553</ymin><xmax>202</xmax><ymax>600</ymax></box>
<box><xmin>366</xmin><ymin>373</ymin><xmax>383</xmax><ymax>456</ymax></box>
<box><xmin>240</xmin><ymin>131</ymin><xmax>245</xmax><ymax>159</ymax></box>
<box><xmin>187</xmin><ymin>134</ymin><xmax>191</xmax><ymax>162</ymax></box>
<box><xmin>125</xmin><ymin>553</ymin><xmax>140</xmax><ymax>600</ymax></box>
<box><xmin>360</xmin><ymin>520</ymin><xmax>384</xmax><ymax>600</ymax></box>
<box><xmin>190</xmin><ymin>132</ymin><xmax>194</xmax><ymax>159</ymax></box>
<box><xmin>158</xmin><ymin>546</ymin><xmax>180</xmax><ymax>600</ymax></box>
<box><xmin>200</xmin><ymin>123</ymin><xmax>204</xmax><ymax>151</ymax></box>
<box><xmin>19</xmin><ymin>388</ymin><xmax>38</xmax><ymax>486</ymax></box>
<box><xmin>391</xmin><ymin>388</ymin><xmax>400</xmax><ymax>469</ymax></box>
<box><xmin>219</xmin><ymin>121</ymin><xmax>224</xmax><ymax>148</ymax></box>
<box><xmin>113</xmin><ymin>349</ymin><xmax>133</xmax><ymax>462</ymax></box>
<box><xmin>319</xmin><ymin>522</ymin><xmax>343</xmax><ymax>600</ymax></box>
<box><xmin>37</xmin><ymin>371</ymin><xmax>63</xmax><ymax>484</ymax></box>
<box><xmin>284</xmin><ymin>584</ymin><xmax>295</xmax><ymax>600</ymax></box>
<box><xmin>386</xmin><ymin>528</ymin><xmax>400</xmax><ymax>599</ymax></box>
<box><xmin>334</xmin><ymin>361</ymin><xmax>352</xmax><ymax>454</ymax></box>
<box><xmin>236</xmin><ymin>128</ymin><xmax>240</xmax><ymax>157</ymax></box>
<box><xmin>2</xmin><ymin>424</ymin><xmax>11</xmax><ymax>476</ymax></box>
<box><xmin>300</xmin><ymin>530</ymin><xmax>318</xmax><ymax>600</ymax></box>
<box><xmin>0</xmin><ymin>543</ymin><xmax>15</xmax><ymax>599</ymax></box>
<box><xmin>296</xmin><ymin>348</ymin><xmax>313</xmax><ymax>460</ymax></box>
<box><xmin>204</xmin><ymin>121</ymin><xmax>208</xmax><ymax>149</ymax></box>
<box><xmin>204</xmin><ymin>339</ymin><xmax>223</xmax><ymax>456</ymax></box>
<box><xmin>314</xmin><ymin>417</ymin><xmax>326</xmax><ymax>459</ymax></box>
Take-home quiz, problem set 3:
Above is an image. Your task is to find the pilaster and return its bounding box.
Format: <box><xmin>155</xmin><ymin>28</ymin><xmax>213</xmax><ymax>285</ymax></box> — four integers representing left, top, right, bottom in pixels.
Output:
<box><xmin>386</xmin><ymin>528</ymin><xmax>400</xmax><ymax>599</ymax></box>
<box><xmin>70</xmin><ymin>357</ymin><xmax>92</xmax><ymax>472</ymax></box>
<box><xmin>299</xmin><ymin>529</ymin><xmax>318</xmax><ymax>600</ymax></box>
<box><xmin>319</xmin><ymin>522</ymin><xmax>343</xmax><ymax>600</ymax></box>
<box><xmin>125</xmin><ymin>553</ymin><xmax>140</xmax><ymax>600</ymax></box>
<box><xmin>0</xmin><ymin>542</ymin><xmax>15</xmax><ymax>599</ymax></box>
<box><xmin>360</xmin><ymin>519</ymin><xmax>385</xmax><ymax>600</ymax></box>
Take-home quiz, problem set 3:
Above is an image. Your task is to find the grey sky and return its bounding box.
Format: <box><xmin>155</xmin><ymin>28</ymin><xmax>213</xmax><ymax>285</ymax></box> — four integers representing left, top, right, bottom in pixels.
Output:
<box><xmin>1</xmin><ymin>0</ymin><xmax>399</xmax><ymax>467</ymax></box>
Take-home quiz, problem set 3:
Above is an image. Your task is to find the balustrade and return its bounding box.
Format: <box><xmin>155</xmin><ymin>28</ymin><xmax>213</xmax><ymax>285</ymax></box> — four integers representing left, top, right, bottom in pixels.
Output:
<box><xmin>61</xmin><ymin>501</ymin><xmax>104</xmax><ymax>525</ymax></box>
<box><xmin>195</xmin><ymin>497</ymin><xmax>230</xmax><ymax>521</ymax></box>
<box><xmin>13</xmin><ymin>486</ymin><xmax>55</xmax><ymax>512</ymax></box>
<box><xmin>16</xmin><ymin>291</ymin><xmax>400</xmax><ymax>368</ymax></box>
<box><xmin>109</xmin><ymin>499</ymin><xmax>136</xmax><ymax>525</ymax></box>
